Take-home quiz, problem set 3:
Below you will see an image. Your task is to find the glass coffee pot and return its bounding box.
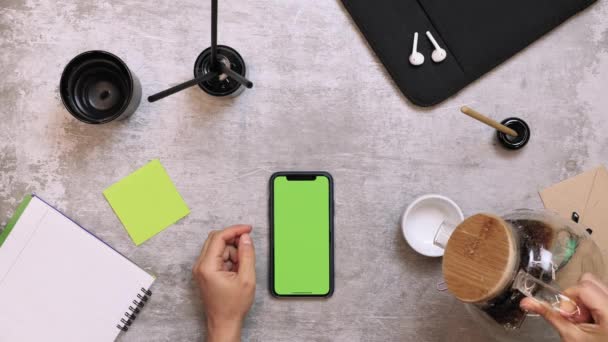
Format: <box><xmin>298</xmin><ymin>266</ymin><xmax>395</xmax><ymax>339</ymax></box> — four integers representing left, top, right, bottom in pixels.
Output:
<box><xmin>434</xmin><ymin>209</ymin><xmax>605</xmax><ymax>334</ymax></box>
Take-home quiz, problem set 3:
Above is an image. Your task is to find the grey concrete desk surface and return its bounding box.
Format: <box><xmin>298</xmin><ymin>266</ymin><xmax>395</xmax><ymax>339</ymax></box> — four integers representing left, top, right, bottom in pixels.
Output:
<box><xmin>1</xmin><ymin>0</ymin><xmax>607</xmax><ymax>341</ymax></box>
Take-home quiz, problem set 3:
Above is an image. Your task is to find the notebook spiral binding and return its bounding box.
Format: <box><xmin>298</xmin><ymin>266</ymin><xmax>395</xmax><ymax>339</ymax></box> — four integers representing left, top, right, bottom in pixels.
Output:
<box><xmin>116</xmin><ymin>287</ymin><xmax>153</xmax><ymax>332</ymax></box>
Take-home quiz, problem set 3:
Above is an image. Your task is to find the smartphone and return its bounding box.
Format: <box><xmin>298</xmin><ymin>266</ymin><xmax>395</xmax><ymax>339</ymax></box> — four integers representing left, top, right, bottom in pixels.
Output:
<box><xmin>269</xmin><ymin>171</ymin><xmax>334</xmax><ymax>297</ymax></box>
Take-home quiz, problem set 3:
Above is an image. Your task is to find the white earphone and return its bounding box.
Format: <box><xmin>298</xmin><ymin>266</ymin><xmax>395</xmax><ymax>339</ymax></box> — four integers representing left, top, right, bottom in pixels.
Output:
<box><xmin>426</xmin><ymin>31</ymin><xmax>447</xmax><ymax>63</ymax></box>
<box><xmin>409</xmin><ymin>32</ymin><xmax>425</xmax><ymax>66</ymax></box>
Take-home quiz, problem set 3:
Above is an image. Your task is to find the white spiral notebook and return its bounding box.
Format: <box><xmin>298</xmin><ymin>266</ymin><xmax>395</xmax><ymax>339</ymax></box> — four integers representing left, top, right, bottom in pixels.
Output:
<box><xmin>0</xmin><ymin>195</ymin><xmax>155</xmax><ymax>342</ymax></box>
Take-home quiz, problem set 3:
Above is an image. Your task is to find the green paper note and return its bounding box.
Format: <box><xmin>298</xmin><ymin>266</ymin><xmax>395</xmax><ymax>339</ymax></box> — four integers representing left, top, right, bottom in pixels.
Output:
<box><xmin>103</xmin><ymin>159</ymin><xmax>190</xmax><ymax>245</ymax></box>
<box><xmin>0</xmin><ymin>195</ymin><xmax>33</xmax><ymax>247</ymax></box>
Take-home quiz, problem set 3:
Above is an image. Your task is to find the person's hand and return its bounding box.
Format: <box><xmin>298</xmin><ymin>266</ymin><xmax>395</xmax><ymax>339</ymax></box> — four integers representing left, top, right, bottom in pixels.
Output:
<box><xmin>192</xmin><ymin>225</ymin><xmax>256</xmax><ymax>342</ymax></box>
<box><xmin>520</xmin><ymin>273</ymin><xmax>608</xmax><ymax>342</ymax></box>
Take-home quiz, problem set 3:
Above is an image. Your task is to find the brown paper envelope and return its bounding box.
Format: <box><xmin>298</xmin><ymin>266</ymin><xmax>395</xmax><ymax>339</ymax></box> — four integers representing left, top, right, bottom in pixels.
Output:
<box><xmin>540</xmin><ymin>166</ymin><xmax>608</xmax><ymax>279</ymax></box>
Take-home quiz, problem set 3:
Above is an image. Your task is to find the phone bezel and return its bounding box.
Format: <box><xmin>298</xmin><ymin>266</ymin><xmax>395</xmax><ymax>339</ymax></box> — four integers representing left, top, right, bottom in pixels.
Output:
<box><xmin>268</xmin><ymin>171</ymin><xmax>334</xmax><ymax>298</ymax></box>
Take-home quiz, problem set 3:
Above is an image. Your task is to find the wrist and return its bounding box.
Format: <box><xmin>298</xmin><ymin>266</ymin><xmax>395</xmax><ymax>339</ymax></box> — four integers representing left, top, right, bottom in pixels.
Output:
<box><xmin>206</xmin><ymin>316</ymin><xmax>243</xmax><ymax>342</ymax></box>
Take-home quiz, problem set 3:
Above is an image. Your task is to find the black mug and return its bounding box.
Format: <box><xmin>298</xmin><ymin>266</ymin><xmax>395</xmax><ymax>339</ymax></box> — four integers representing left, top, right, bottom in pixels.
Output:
<box><xmin>60</xmin><ymin>50</ymin><xmax>141</xmax><ymax>124</ymax></box>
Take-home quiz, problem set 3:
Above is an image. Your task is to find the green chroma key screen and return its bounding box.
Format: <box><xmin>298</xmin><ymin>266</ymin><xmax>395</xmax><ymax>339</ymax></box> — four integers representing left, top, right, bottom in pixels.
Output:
<box><xmin>272</xmin><ymin>174</ymin><xmax>332</xmax><ymax>296</ymax></box>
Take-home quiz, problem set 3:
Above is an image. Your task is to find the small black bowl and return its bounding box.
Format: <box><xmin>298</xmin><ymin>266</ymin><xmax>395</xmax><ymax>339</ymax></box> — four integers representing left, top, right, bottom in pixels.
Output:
<box><xmin>193</xmin><ymin>45</ymin><xmax>247</xmax><ymax>97</ymax></box>
<box><xmin>60</xmin><ymin>50</ymin><xmax>141</xmax><ymax>124</ymax></box>
<box><xmin>497</xmin><ymin>117</ymin><xmax>530</xmax><ymax>150</ymax></box>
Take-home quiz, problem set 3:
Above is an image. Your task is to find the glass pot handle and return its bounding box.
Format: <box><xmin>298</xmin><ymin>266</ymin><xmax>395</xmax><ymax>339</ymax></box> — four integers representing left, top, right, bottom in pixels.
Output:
<box><xmin>433</xmin><ymin>220</ymin><xmax>457</xmax><ymax>250</ymax></box>
<box><xmin>512</xmin><ymin>270</ymin><xmax>580</xmax><ymax>316</ymax></box>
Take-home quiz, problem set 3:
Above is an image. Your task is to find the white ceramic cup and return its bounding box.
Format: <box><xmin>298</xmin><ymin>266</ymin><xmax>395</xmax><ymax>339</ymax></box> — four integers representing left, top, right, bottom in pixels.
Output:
<box><xmin>401</xmin><ymin>194</ymin><xmax>464</xmax><ymax>257</ymax></box>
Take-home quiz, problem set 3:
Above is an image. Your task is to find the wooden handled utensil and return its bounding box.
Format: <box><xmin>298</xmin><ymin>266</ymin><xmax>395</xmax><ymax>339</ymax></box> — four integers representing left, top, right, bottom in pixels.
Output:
<box><xmin>460</xmin><ymin>106</ymin><xmax>518</xmax><ymax>137</ymax></box>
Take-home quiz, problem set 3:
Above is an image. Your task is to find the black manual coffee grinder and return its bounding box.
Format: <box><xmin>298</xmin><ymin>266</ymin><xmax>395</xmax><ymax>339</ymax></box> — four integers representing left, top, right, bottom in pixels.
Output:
<box><xmin>148</xmin><ymin>0</ymin><xmax>253</xmax><ymax>102</ymax></box>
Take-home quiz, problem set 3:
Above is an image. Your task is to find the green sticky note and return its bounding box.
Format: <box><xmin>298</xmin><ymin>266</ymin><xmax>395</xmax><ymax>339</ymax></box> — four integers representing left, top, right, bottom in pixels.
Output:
<box><xmin>103</xmin><ymin>159</ymin><xmax>190</xmax><ymax>245</ymax></box>
<box><xmin>0</xmin><ymin>195</ymin><xmax>33</xmax><ymax>247</ymax></box>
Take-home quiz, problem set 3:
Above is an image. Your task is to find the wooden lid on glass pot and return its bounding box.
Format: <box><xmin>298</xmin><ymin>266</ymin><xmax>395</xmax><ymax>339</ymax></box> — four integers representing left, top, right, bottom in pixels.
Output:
<box><xmin>442</xmin><ymin>214</ymin><xmax>518</xmax><ymax>303</ymax></box>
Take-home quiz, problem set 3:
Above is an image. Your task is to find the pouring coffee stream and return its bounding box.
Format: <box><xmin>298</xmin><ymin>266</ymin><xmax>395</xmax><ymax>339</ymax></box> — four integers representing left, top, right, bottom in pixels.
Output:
<box><xmin>432</xmin><ymin>211</ymin><xmax>604</xmax><ymax>330</ymax></box>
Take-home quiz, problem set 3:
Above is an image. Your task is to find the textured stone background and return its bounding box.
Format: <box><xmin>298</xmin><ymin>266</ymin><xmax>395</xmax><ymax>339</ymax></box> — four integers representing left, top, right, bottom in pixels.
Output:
<box><xmin>1</xmin><ymin>0</ymin><xmax>607</xmax><ymax>341</ymax></box>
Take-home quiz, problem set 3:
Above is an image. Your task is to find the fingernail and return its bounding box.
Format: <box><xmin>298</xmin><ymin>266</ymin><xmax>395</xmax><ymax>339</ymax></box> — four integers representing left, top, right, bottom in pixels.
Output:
<box><xmin>241</xmin><ymin>233</ymin><xmax>252</xmax><ymax>245</ymax></box>
<box><xmin>520</xmin><ymin>300</ymin><xmax>536</xmax><ymax>312</ymax></box>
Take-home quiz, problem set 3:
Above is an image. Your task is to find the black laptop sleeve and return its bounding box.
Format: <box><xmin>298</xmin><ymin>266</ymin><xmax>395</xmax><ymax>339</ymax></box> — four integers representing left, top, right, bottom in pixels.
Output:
<box><xmin>341</xmin><ymin>0</ymin><xmax>597</xmax><ymax>106</ymax></box>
